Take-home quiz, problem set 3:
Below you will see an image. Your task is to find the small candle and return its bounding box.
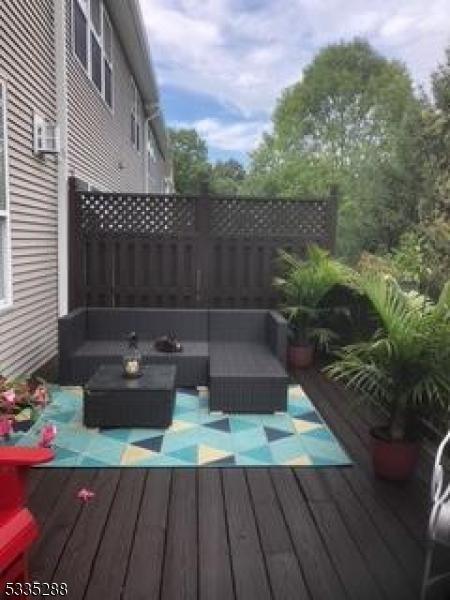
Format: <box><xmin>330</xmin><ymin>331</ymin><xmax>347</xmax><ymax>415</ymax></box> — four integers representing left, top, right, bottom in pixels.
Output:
<box><xmin>125</xmin><ymin>359</ymin><xmax>139</xmax><ymax>376</ymax></box>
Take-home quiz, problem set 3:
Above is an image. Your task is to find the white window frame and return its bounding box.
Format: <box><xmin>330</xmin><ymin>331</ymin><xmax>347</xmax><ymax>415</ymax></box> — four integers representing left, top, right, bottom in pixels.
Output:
<box><xmin>0</xmin><ymin>81</ymin><xmax>12</xmax><ymax>311</ymax></box>
<box><xmin>131</xmin><ymin>77</ymin><xmax>142</xmax><ymax>152</ymax></box>
<box><xmin>72</xmin><ymin>0</ymin><xmax>113</xmax><ymax>111</ymax></box>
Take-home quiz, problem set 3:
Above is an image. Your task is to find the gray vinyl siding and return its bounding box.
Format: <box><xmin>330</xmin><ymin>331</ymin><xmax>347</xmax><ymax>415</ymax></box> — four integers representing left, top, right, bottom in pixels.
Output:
<box><xmin>0</xmin><ymin>0</ymin><xmax>59</xmax><ymax>376</ymax></box>
<box><xmin>65</xmin><ymin>0</ymin><xmax>167</xmax><ymax>192</ymax></box>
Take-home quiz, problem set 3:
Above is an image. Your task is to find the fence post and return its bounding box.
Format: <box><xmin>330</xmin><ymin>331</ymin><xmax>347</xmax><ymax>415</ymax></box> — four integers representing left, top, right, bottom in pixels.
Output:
<box><xmin>68</xmin><ymin>176</ymin><xmax>83</xmax><ymax>310</ymax></box>
<box><xmin>195</xmin><ymin>179</ymin><xmax>210</xmax><ymax>306</ymax></box>
<box><xmin>327</xmin><ymin>184</ymin><xmax>339</xmax><ymax>254</ymax></box>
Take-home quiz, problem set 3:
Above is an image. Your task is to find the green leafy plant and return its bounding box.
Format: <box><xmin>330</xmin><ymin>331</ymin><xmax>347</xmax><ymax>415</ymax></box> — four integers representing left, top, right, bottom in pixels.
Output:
<box><xmin>274</xmin><ymin>245</ymin><xmax>353</xmax><ymax>349</ymax></box>
<box><xmin>325</xmin><ymin>273</ymin><xmax>450</xmax><ymax>441</ymax></box>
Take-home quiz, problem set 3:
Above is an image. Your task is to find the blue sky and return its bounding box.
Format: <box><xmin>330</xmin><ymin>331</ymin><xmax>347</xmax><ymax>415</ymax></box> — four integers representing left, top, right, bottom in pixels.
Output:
<box><xmin>139</xmin><ymin>0</ymin><xmax>449</xmax><ymax>165</ymax></box>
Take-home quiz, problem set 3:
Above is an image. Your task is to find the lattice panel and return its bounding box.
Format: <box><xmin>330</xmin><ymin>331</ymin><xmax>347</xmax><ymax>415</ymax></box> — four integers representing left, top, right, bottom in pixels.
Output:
<box><xmin>77</xmin><ymin>193</ymin><xmax>197</xmax><ymax>236</ymax></box>
<box><xmin>210</xmin><ymin>198</ymin><xmax>329</xmax><ymax>238</ymax></box>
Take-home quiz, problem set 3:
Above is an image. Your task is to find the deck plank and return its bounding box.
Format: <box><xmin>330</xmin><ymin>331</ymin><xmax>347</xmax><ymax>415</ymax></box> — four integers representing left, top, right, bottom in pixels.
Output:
<box><xmin>123</xmin><ymin>470</ymin><xmax>172</xmax><ymax>600</ymax></box>
<box><xmin>30</xmin><ymin>469</ymin><xmax>98</xmax><ymax>583</ymax></box>
<box><xmin>246</xmin><ymin>468</ymin><xmax>310</xmax><ymax>599</ymax></box>
<box><xmin>270</xmin><ymin>468</ymin><xmax>348</xmax><ymax>600</ymax></box>
<box><xmin>84</xmin><ymin>469</ymin><xmax>147</xmax><ymax>600</ymax></box>
<box><xmin>222</xmin><ymin>469</ymin><xmax>272</xmax><ymax>600</ymax></box>
<box><xmin>296</xmin><ymin>468</ymin><xmax>385</xmax><ymax>600</ymax></box>
<box><xmin>51</xmin><ymin>469</ymin><xmax>121</xmax><ymax>599</ymax></box>
<box><xmin>198</xmin><ymin>469</ymin><xmax>235</xmax><ymax>600</ymax></box>
<box><xmin>160</xmin><ymin>469</ymin><xmax>198</xmax><ymax>600</ymax></box>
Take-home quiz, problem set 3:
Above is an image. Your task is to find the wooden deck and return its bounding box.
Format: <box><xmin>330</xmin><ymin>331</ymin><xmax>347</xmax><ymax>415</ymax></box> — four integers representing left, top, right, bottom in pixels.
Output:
<box><xmin>27</xmin><ymin>370</ymin><xmax>444</xmax><ymax>600</ymax></box>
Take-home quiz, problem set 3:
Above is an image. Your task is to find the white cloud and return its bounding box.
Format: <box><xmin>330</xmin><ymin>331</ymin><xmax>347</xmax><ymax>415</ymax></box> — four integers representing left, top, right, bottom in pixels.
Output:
<box><xmin>139</xmin><ymin>0</ymin><xmax>450</xmax><ymax>154</ymax></box>
<box><xmin>173</xmin><ymin>118</ymin><xmax>269</xmax><ymax>153</ymax></box>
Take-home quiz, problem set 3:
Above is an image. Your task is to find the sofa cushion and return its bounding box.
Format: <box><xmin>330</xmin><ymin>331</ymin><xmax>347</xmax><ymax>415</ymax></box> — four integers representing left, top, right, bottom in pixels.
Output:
<box><xmin>86</xmin><ymin>308</ymin><xmax>208</xmax><ymax>341</ymax></box>
<box><xmin>74</xmin><ymin>340</ymin><xmax>208</xmax><ymax>360</ymax></box>
<box><xmin>209</xmin><ymin>342</ymin><xmax>287</xmax><ymax>378</ymax></box>
<box><xmin>209</xmin><ymin>310</ymin><xmax>268</xmax><ymax>344</ymax></box>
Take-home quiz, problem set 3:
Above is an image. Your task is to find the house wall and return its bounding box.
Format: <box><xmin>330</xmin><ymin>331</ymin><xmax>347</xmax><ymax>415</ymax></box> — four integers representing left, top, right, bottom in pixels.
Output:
<box><xmin>0</xmin><ymin>0</ymin><xmax>59</xmax><ymax>375</ymax></box>
<box><xmin>65</xmin><ymin>0</ymin><xmax>167</xmax><ymax>192</ymax></box>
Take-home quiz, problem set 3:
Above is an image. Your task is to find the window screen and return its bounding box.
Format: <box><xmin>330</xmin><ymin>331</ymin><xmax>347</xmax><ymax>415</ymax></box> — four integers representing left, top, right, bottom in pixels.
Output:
<box><xmin>91</xmin><ymin>33</ymin><xmax>102</xmax><ymax>91</ymax></box>
<box><xmin>74</xmin><ymin>0</ymin><xmax>88</xmax><ymax>68</ymax></box>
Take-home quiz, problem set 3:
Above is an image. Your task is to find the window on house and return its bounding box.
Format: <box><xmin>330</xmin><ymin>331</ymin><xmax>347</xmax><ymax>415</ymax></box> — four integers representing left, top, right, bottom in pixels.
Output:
<box><xmin>0</xmin><ymin>83</ymin><xmax>11</xmax><ymax>308</ymax></box>
<box><xmin>91</xmin><ymin>33</ymin><xmax>102</xmax><ymax>91</ymax></box>
<box><xmin>103</xmin><ymin>10</ymin><xmax>113</xmax><ymax>108</ymax></box>
<box><xmin>73</xmin><ymin>0</ymin><xmax>113</xmax><ymax>108</ymax></box>
<box><xmin>74</xmin><ymin>0</ymin><xmax>88</xmax><ymax>68</ymax></box>
<box><xmin>131</xmin><ymin>78</ymin><xmax>140</xmax><ymax>150</ymax></box>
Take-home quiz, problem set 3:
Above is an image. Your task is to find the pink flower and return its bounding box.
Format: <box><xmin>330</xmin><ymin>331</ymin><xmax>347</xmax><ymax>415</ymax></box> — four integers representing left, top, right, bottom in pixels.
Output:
<box><xmin>33</xmin><ymin>385</ymin><xmax>49</xmax><ymax>406</ymax></box>
<box><xmin>2</xmin><ymin>389</ymin><xmax>16</xmax><ymax>407</ymax></box>
<box><xmin>39</xmin><ymin>423</ymin><xmax>57</xmax><ymax>448</ymax></box>
<box><xmin>0</xmin><ymin>417</ymin><xmax>13</xmax><ymax>437</ymax></box>
<box><xmin>77</xmin><ymin>488</ymin><xmax>95</xmax><ymax>502</ymax></box>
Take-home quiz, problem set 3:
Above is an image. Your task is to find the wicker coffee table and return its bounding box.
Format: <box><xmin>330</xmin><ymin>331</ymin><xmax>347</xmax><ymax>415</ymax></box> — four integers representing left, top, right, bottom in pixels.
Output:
<box><xmin>84</xmin><ymin>364</ymin><xmax>176</xmax><ymax>428</ymax></box>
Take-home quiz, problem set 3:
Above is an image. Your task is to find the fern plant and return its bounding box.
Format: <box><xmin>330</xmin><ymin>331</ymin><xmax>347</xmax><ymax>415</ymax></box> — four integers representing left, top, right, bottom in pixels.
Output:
<box><xmin>274</xmin><ymin>245</ymin><xmax>353</xmax><ymax>349</ymax></box>
<box><xmin>325</xmin><ymin>274</ymin><xmax>450</xmax><ymax>441</ymax></box>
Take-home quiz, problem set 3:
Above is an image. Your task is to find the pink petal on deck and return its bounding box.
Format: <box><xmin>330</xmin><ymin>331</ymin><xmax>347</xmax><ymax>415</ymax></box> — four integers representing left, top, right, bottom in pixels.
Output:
<box><xmin>77</xmin><ymin>488</ymin><xmax>95</xmax><ymax>502</ymax></box>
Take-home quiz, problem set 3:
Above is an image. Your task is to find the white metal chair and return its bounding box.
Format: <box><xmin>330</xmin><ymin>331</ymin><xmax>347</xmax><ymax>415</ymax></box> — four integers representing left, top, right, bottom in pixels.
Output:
<box><xmin>422</xmin><ymin>431</ymin><xmax>450</xmax><ymax>599</ymax></box>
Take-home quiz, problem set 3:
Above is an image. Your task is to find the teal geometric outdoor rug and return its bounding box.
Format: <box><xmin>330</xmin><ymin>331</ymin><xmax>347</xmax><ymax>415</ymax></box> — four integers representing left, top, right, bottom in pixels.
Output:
<box><xmin>9</xmin><ymin>386</ymin><xmax>351</xmax><ymax>467</ymax></box>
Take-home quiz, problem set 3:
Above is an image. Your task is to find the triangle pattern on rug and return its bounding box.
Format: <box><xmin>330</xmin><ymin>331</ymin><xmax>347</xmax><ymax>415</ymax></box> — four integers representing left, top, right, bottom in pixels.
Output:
<box><xmin>132</xmin><ymin>435</ymin><xmax>164</xmax><ymax>453</ymax></box>
<box><xmin>264</xmin><ymin>426</ymin><xmax>294</xmax><ymax>443</ymax></box>
<box><xmin>204</xmin><ymin>418</ymin><xmax>231</xmax><ymax>433</ymax></box>
<box><xmin>168</xmin><ymin>444</ymin><xmax>198</xmax><ymax>464</ymax></box>
<box><xmin>204</xmin><ymin>455</ymin><xmax>236</xmax><ymax>466</ymax></box>
<box><xmin>121</xmin><ymin>445</ymin><xmax>157</xmax><ymax>466</ymax></box>
<box><xmin>300</xmin><ymin>410</ymin><xmax>323</xmax><ymax>424</ymax></box>
<box><xmin>242</xmin><ymin>445</ymin><xmax>273</xmax><ymax>465</ymax></box>
<box><xmin>292</xmin><ymin>419</ymin><xmax>323</xmax><ymax>435</ymax></box>
<box><xmin>198</xmin><ymin>444</ymin><xmax>233</xmax><ymax>465</ymax></box>
<box><xmin>229</xmin><ymin>418</ymin><xmax>259</xmax><ymax>434</ymax></box>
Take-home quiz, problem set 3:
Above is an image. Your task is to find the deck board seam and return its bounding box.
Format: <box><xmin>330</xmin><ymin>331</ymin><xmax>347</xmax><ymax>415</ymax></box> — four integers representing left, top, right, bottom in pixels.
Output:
<box><xmin>243</xmin><ymin>469</ymin><xmax>275</xmax><ymax>600</ymax></box>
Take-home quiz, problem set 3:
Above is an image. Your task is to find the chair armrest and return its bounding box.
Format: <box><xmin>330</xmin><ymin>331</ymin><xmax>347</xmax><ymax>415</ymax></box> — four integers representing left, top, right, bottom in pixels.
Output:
<box><xmin>267</xmin><ymin>311</ymin><xmax>288</xmax><ymax>366</ymax></box>
<box><xmin>0</xmin><ymin>449</ymin><xmax>53</xmax><ymax>512</ymax></box>
<box><xmin>0</xmin><ymin>448</ymin><xmax>54</xmax><ymax>467</ymax></box>
<box><xmin>58</xmin><ymin>308</ymin><xmax>87</xmax><ymax>383</ymax></box>
<box><xmin>432</xmin><ymin>431</ymin><xmax>450</xmax><ymax>502</ymax></box>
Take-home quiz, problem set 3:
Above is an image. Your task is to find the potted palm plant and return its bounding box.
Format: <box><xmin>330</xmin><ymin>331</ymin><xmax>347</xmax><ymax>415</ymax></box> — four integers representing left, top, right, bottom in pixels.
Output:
<box><xmin>325</xmin><ymin>273</ymin><xmax>450</xmax><ymax>480</ymax></box>
<box><xmin>274</xmin><ymin>246</ymin><xmax>352</xmax><ymax>368</ymax></box>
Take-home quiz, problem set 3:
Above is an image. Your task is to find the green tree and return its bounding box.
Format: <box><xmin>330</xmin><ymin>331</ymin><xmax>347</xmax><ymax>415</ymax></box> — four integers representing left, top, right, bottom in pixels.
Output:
<box><xmin>245</xmin><ymin>39</ymin><xmax>423</xmax><ymax>260</ymax></box>
<box><xmin>210</xmin><ymin>159</ymin><xmax>246</xmax><ymax>194</ymax></box>
<box><xmin>169</xmin><ymin>128</ymin><xmax>210</xmax><ymax>194</ymax></box>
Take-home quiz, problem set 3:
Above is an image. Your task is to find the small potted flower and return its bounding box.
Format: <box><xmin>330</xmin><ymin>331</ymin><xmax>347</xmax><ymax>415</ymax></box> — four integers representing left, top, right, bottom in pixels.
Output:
<box><xmin>0</xmin><ymin>375</ymin><xmax>50</xmax><ymax>440</ymax></box>
<box><xmin>325</xmin><ymin>273</ymin><xmax>450</xmax><ymax>480</ymax></box>
<box><xmin>274</xmin><ymin>246</ymin><xmax>352</xmax><ymax>368</ymax></box>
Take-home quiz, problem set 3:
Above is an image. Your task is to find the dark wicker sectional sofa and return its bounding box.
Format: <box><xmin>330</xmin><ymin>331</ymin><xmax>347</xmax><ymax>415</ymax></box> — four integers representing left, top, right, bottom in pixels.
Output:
<box><xmin>58</xmin><ymin>308</ymin><xmax>289</xmax><ymax>413</ymax></box>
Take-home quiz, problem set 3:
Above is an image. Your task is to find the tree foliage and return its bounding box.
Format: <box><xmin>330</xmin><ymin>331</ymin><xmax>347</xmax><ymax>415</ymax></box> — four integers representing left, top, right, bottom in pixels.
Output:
<box><xmin>245</xmin><ymin>39</ymin><xmax>424</xmax><ymax>260</ymax></box>
<box><xmin>169</xmin><ymin>128</ymin><xmax>210</xmax><ymax>194</ymax></box>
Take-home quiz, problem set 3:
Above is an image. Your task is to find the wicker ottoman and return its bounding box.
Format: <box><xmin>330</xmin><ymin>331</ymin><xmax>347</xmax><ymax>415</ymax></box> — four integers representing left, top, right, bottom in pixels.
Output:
<box><xmin>84</xmin><ymin>364</ymin><xmax>176</xmax><ymax>428</ymax></box>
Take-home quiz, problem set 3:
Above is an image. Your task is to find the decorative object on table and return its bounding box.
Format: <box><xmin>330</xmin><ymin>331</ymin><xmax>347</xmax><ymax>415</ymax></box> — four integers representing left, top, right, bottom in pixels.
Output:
<box><xmin>0</xmin><ymin>446</ymin><xmax>53</xmax><ymax>596</ymax></box>
<box><xmin>326</xmin><ymin>273</ymin><xmax>450</xmax><ymax>481</ymax></box>
<box><xmin>122</xmin><ymin>331</ymin><xmax>142</xmax><ymax>378</ymax></box>
<box><xmin>0</xmin><ymin>375</ymin><xmax>50</xmax><ymax>441</ymax></box>
<box><xmin>154</xmin><ymin>333</ymin><xmax>183</xmax><ymax>353</ymax></box>
<box><xmin>421</xmin><ymin>430</ymin><xmax>450</xmax><ymax>599</ymax></box>
<box><xmin>14</xmin><ymin>385</ymin><xmax>351</xmax><ymax>468</ymax></box>
<box><xmin>274</xmin><ymin>246</ymin><xmax>352</xmax><ymax>369</ymax></box>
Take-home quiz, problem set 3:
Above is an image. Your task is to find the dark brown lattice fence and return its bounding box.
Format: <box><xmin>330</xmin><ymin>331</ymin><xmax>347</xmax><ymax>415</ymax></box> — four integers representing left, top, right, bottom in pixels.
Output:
<box><xmin>69</xmin><ymin>178</ymin><xmax>338</xmax><ymax>309</ymax></box>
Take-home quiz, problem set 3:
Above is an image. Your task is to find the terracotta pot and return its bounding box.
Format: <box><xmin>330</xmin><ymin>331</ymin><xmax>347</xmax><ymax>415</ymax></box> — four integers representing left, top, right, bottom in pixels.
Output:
<box><xmin>370</xmin><ymin>427</ymin><xmax>420</xmax><ymax>481</ymax></box>
<box><xmin>288</xmin><ymin>344</ymin><xmax>314</xmax><ymax>369</ymax></box>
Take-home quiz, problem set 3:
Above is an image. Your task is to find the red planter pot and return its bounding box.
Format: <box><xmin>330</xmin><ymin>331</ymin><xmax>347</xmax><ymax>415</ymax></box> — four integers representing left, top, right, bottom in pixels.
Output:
<box><xmin>370</xmin><ymin>428</ymin><xmax>420</xmax><ymax>481</ymax></box>
<box><xmin>288</xmin><ymin>344</ymin><xmax>314</xmax><ymax>369</ymax></box>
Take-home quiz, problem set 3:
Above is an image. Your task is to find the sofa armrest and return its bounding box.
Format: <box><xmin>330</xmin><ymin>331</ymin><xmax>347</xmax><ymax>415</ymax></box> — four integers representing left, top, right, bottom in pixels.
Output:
<box><xmin>58</xmin><ymin>308</ymin><xmax>87</xmax><ymax>383</ymax></box>
<box><xmin>267</xmin><ymin>311</ymin><xmax>288</xmax><ymax>366</ymax></box>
